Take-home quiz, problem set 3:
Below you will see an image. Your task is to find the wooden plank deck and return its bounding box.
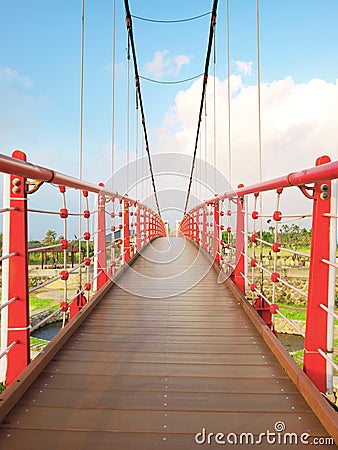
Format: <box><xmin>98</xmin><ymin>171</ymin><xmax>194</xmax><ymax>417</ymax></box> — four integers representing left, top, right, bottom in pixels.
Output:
<box><xmin>0</xmin><ymin>237</ymin><xmax>336</xmax><ymax>449</ymax></box>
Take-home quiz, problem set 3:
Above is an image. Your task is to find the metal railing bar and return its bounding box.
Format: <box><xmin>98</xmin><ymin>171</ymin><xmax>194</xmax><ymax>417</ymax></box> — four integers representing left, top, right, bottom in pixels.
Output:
<box><xmin>0</xmin><ymin>341</ymin><xmax>17</xmax><ymax>360</ymax></box>
<box><xmin>322</xmin><ymin>258</ymin><xmax>338</xmax><ymax>269</ymax></box>
<box><xmin>317</xmin><ymin>348</ymin><xmax>338</xmax><ymax>372</ymax></box>
<box><xmin>30</xmin><ymin>307</ymin><xmax>63</xmax><ymax>334</ymax></box>
<box><xmin>0</xmin><ymin>297</ymin><xmax>18</xmax><ymax>312</ymax></box>
<box><xmin>0</xmin><ymin>252</ymin><xmax>17</xmax><ymax>262</ymax></box>
<box><xmin>240</xmin><ymin>272</ymin><xmax>306</xmax><ymax>337</ymax></box>
<box><xmin>320</xmin><ymin>303</ymin><xmax>338</xmax><ymax>321</ymax></box>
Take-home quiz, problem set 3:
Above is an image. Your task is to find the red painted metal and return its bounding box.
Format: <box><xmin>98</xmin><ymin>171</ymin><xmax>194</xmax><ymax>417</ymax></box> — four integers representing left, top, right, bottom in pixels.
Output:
<box><xmin>123</xmin><ymin>199</ymin><xmax>131</xmax><ymax>263</ymax></box>
<box><xmin>221</xmin><ymin>158</ymin><xmax>338</xmax><ymax>201</ymax></box>
<box><xmin>0</xmin><ymin>151</ymin><xmax>166</xmax><ymax>387</ymax></box>
<box><xmin>0</xmin><ymin>152</ymin><xmax>135</xmax><ymax>204</ymax></box>
<box><xmin>202</xmin><ymin>206</ymin><xmax>207</xmax><ymax>250</ymax></box>
<box><xmin>303</xmin><ymin>156</ymin><xmax>331</xmax><ymax>393</ymax></box>
<box><xmin>135</xmin><ymin>205</ymin><xmax>141</xmax><ymax>253</ymax></box>
<box><xmin>213</xmin><ymin>201</ymin><xmax>220</xmax><ymax>265</ymax></box>
<box><xmin>6</xmin><ymin>150</ymin><xmax>30</xmax><ymax>385</ymax></box>
<box><xmin>96</xmin><ymin>185</ymin><xmax>108</xmax><ymax>290</ymax></box>
<box><xmin>230</xmin><ymin>187</ymin><xmax>245</xmax><ymax>294</ymax></box>
<box><xmin>69</xmin><ymin>291</ymin><xmax>87</xmax><ymax>320</ymax></box>
<box><xmin>253</xmin><ymin>295</ymin><xmax>276</xmax><ymax>334</ymax></box>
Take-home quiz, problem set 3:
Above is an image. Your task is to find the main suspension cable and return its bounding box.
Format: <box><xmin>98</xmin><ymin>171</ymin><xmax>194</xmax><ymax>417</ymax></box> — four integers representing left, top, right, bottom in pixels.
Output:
<box><xmin>183</xmin><ymin>0</ymin><xmax>219</xmax><ymax>215</ymax></box>
<box><xmin>124</xmin><ymin>0</ymin><xmax>161</xmax><ymax>217</ymax></box>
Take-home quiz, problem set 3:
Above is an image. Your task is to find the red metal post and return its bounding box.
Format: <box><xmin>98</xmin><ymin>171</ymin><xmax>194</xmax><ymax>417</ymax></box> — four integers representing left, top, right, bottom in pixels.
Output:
<box><xmin>213</xmin><ymin>201</ymin><xmax>221</xmax><ymax>265</ymax></box>
<box><xmin>95</xmin><ymin>184</ymin><xmax>108</xmax><ymax>290</ymax></box>
<box><xmin>195</xmin><ymin>209</ymin><xmax>200</xmax><ymax>244</ymax></box>
<box><xmin>303</xmin><ymin>156</ymin><xmax>331</xmax><ymax>393</ymax></box>
<box><xmin>144</xmin><ymin>210</ymin><xmax>148</xmax><ymax>242</ymax></box>
<box><xmin>135</xmin><ymin>205</ymin><xmax>141</xmax><ymax>253</ymax></box>
<box><xmin>69</xmin><ymin>291</ymin><xmax>87</xmax><ymax>320</ymax></box>
<box><xmin>202</xmin><ymin>205</ymin><xmax>207</xmax><ymax>250</ymax></box>
<box><xmin>231</xmin><ymin>187</ymin><xmax>245</xmax><ymax>294</ymax></box>
<box><xmin>189</xmin><ymin>214</ymin><xmax>193</xmax><ymax>240</ymax></box>
<box><xmin>6</xmin><ymin>150</ymin><xmax>30</xmax><ymax>385</ymax></box>
<box><xmin>123</xmin><ymin>199</ymin><xmax>130</xmax><ymax>263</ymax></box>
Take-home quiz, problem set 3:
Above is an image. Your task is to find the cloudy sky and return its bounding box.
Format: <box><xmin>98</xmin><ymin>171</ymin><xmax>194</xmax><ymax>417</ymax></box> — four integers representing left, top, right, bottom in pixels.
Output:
<box><xmin>0</xmin><ymin>0</ymin><xmax>338</xmax><ymax>234</ymax></box>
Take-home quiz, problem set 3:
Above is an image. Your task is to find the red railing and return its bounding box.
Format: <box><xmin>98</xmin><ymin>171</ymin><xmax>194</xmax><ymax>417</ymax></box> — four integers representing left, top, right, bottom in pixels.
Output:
<box><xmin>180</xmin><ymin>155</ymin><xmax>338</xmax><ymax>396</ymax></box>
<box><xmin>0</xmin><ymin>150</ymin><xmax>166</xmax><ymax>386</ymax></box>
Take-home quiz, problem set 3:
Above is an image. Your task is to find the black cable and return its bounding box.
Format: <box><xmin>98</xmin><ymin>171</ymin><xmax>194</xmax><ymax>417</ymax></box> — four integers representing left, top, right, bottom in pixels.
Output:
<box><xmin>183</xmin><ymin>0</ymin><xmax>219</xmax><ymax>216</ymax></box>
<box><xmin>124</xmin><ymin>0</ymin><xmax>161</xmax><ymax>217</ymax></box>
<box><xmin>131</xmin><ymin>11</ymin><xmax>211</xmax><ymax>24</ymax></box>
<box><xmin>140</xmin><ymin>73</ymin><xmax>203</xmax><ymax>85</ymax></box>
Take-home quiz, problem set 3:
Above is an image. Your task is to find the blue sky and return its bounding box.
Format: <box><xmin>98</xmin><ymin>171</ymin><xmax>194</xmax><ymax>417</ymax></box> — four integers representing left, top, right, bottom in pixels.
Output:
<box><xmin>0</xmin><ymin>1</ymin><xmax>338</xmax><ymax>236</ymax></box>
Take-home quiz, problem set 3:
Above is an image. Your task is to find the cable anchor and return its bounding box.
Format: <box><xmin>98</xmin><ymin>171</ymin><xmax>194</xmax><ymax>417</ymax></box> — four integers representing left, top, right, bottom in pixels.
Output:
<box><xmin>26</xmin><ymin>179</ymin><xmax>44</xmax><ymax>194</ymax></box>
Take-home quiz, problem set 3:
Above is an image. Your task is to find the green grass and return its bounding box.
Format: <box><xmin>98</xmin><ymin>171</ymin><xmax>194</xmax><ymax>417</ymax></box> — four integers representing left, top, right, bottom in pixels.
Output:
<box><xmin>276</xmin><ymin>301</ymin><xmax>338</xmax><ymax>325</ymax></box>
<box><xmin>0</xmin><ymin>383</ymin><xmax>5</xmax><ymax>394</ymax></box>
<box><xmin>275</xmin><ymin>302</ymin><xmax>307</xmax><ymax>321</ymax></box>
<box><xmin>29</xmin><ymin>297</ymin><xmax>54</xmax><ymax>311</ymax></box>
<box><xmin>30</xmin><ymin>336</ymin><xmax>49</xmax><ymax>348</ymax></box>
<box><xmin>291</xmin><ymin>349</ymin><xmax>304</xmax><ymax>367</ymax></box>
<box><xmin>289</xmin><ymin>339</ymin><xmax>338</xmax><ymax>370</ymax></box>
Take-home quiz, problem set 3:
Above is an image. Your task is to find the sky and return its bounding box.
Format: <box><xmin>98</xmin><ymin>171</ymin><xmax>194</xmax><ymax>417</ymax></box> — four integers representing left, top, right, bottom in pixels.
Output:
<box><xmin>0</xmin><ymin>0</ymin><xmax>338</xmax><ymax>237</ymax></box>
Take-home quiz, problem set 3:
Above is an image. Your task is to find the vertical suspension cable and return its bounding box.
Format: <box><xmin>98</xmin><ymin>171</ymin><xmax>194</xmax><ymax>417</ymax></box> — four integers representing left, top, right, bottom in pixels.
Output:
<box><xmin>111</xmin><ymin>0</ymin><xmax>116</xmax><ymax>267</ymax></box>
<box><xmin>111</xmin><ymin>0</ymin><xmax>116</xmax><ymax>187</ymax></box>
<box><xmin>135</xmin><ymin>90</ymin><xmax>139</xmax><ymax>201</ymax></box>
<box><xmin>213</xmin><ymin>26</ymin><xmax>217</xmax><ymax>193</ymax></box>
<box><xmin>124</xmin><ymin>1</ymin><xmax>161</xmax><ymax>216</ymax></box>
<box><xmin>226</xmin><ymin>0</ymin><xmax>232</xmax><ymax>184</ymax></box>
<box><xmin>256</xmin><ymin>0</ymin><xmax>264</xmax><ymax>289</ymax></box>
<box><xmin>78</xmin><ymin>0</ymin><xmax>85</xmax><ymax>288</ymax></box>
<box><xmin>126</xmin><ymin>35</ymin><xmax>131</xmax><ymax>194</ymax></box>
<box><xmin>141</xmin><ymin>135</ymin><xmax>144</xmax><ymax>202</ymax></box>
<box><xmin>183</xmin><ymin>0</ymin><xmax>218</xmax><ymax>215</ymax></box>
<box><xmin>256</xmin><ymin>0</ymin><xmax>263</xmax><ymax>183</ymax></box>
<box><xmin>204</xmin><ymin>93</ymin><xmax>208</xmax><ymax>200</ymax></box>
<box><xmin>198</xmin><ymin>122</ymin><xmax>202</xmax><ymax>201</ymax></box>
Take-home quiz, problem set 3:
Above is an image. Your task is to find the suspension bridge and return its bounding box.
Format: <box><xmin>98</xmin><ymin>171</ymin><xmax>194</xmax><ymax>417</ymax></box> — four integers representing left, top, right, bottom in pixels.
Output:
<box><xmin>0</xmin><ymin>0</ymin><xmax>338</xmax><ymax>448</ymax></box>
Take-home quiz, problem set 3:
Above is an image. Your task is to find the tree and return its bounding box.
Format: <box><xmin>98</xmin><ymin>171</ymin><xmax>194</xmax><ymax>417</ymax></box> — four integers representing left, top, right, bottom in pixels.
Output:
<box><xmin>42</xmin><ymin>230</ymin><xmax>57</xmax><ymax>245</ymax></box>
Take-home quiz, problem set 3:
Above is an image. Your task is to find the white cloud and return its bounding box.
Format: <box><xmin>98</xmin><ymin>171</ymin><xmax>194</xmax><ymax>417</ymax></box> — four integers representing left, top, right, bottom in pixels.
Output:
<box><xmin>144</xmin><ymin>50</ymin><xmax>190</xmax><ymax>79</ymax></box>
<box><xmin>152</xmin><ymin>75</ymin><xmax>338</xmax><ymax>213</ymax></box>
<box><xmin>235</xmin><ymin>60</ymin><xmax>253</xmax><ymax>76</ymax></box>
<box><xmin>0</xmin><ymin>67</ymin><xmax>33</xmax><ymax>89</ymax></box>
<box><xmin>173</xmin><ymin>55</ymin><xmax>190</xmax><ymax>76</ymax></box>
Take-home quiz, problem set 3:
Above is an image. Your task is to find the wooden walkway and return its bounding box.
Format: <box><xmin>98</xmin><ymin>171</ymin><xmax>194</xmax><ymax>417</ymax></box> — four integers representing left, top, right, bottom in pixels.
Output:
<box><xmin>0</xmin><ymin>238</ymin><xmax>336</xmax><ymax>448</ymax></box>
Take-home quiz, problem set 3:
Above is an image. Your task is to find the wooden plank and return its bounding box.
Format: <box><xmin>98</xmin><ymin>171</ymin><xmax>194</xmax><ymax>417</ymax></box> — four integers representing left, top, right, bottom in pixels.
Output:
<box><xmin>19</xmin><ymin>387</ymin><xmax>312</xmax><ymax>413</ymax></box>
<box><xmin>0</xmin><ymin>237</ymin><xmax>335</xmax><ymax>449</ymax></box>
<box><xmin>2</xmin><ymin>406</ymin><xmax>329</xmax><ymax>435</ymax></box>
<box><xmin>34</xmin><ymin>373</ymin><xmax>300</xmax><ymax>394</ymax></box>
<box><xmin>0</xmin><ymin>429</ymin><xmax>334</xmax><ymax>450</ymax></box>
<box><xmin>44</xmin><ymin>359</ymin><xmax>288</xmax><ymax>378</ymax></box>
<box><xmin>63</xmin><ymin>340</ymin><xmax>271</xmax><ymax>355</ymax></box>
<box><xmin>57</xmin><ymin>349</ymin><xmax>280</xmax><ymax>366</ymax></box>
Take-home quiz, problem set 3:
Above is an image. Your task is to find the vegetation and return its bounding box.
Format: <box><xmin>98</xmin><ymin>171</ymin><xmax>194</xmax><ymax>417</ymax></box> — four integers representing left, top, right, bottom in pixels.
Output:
<box><xmin>30</xmin><ymin>336</ymin><xmax>49</xmax><ymax>349</ymax></box>
<box><xmin>29</xmin><ymin>297</ymin><xmax>54</xmax><ymax>311</ymax></box>
<box><xmin>290</xmin><ymin>339</ymin><xmax>338</xmax><ymax>370</ymax></box>
<box><xmin>28</xmin><ymin>229</ymin><xmax>94</xmax><ymax>266</ymax></box>
<box><xmin>276</xmin><ymin>302</ymin><xmax>307</xmax><ymax>321</ymax></box>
